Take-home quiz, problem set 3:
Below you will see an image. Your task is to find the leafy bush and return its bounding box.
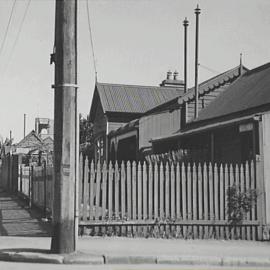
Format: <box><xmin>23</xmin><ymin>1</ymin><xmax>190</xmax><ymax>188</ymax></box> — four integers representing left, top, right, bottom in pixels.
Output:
<box><xmin>227</xmin><ymin>184</ymin><xmax>257</xmax><ymax>226</ymax></box>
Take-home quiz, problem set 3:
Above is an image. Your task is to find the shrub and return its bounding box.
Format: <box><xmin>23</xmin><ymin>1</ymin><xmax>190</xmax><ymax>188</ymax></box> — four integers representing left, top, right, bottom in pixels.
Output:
<box><xmin>227</xmin><ymin>184</ymin><xmax>257</xmax><ymax>226</ymax></box>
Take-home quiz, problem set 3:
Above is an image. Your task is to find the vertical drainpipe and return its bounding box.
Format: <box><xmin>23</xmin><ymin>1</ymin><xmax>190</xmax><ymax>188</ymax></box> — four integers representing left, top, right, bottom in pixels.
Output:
<box><xmin>194</xmin><ymin>5</ymin><xmax>201</xmax><ymax>119</ymax></box>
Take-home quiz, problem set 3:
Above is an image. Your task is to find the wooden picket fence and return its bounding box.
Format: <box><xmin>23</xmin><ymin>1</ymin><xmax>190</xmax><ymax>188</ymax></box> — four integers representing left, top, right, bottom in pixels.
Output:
<box><xmin>79</xmin><ymin>158</ymin><xmax>263</xmax><ymax>240</ymax></box>
<box><xmin>18</xmin><ymin>164</ymin><xmax>54</xmax><ymax>215</ymax></box>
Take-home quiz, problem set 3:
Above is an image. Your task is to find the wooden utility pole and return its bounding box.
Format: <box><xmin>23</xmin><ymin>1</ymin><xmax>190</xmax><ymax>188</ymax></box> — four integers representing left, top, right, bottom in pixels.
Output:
<box><xmin>51</xmin><ymin>0</ymin><xmax>78</xmax><ymax>254</ymax></box>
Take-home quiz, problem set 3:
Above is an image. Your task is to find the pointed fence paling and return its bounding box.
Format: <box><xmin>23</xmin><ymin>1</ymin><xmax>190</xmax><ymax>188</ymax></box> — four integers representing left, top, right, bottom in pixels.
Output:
<box><xmin>79</xmin><ymin>158</ymin><xmax>261</xmax><ymax>240</ymax></box>
<box><xmin>17</xmin><ymin>164</ymin><xmax>54</xmax><ymax>215</ymax></box>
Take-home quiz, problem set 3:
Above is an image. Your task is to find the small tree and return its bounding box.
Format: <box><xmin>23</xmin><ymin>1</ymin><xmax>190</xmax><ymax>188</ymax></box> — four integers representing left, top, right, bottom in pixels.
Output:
<box><xmin>79</xmin><ymin>114</ymin><xmax>93</xmax><ymax>144</ymax></box>
<box><xmin>79</xmin><ymin>114</ymin><xmax>94</xmax><ymax>158</ymax></box>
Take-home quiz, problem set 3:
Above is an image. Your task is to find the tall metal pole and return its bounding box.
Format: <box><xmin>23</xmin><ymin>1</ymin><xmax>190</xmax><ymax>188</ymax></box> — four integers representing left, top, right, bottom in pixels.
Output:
<box><xmin>24</xmin><ymin>114</ymin><xmax>26</xmax><ymax>138</ymax></box>
<box><xmin>183</xmin><ymin>17</ymin><xmax>189</xmax><ymax>94</ymax></box>
<box><xmin>194</xmin><ymin>5</ymin><xmax>201</xmax><ymax>119</ymax></box>
<box><xmin>51</xmin><ymin>0</ymin><xmax>78</xmax><ymax>254</ymax></box>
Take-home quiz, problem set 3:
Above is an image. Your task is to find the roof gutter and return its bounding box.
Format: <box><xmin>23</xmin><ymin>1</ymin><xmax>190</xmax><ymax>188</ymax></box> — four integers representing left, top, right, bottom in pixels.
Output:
<box><xmin>151</xmin><ymin>113</ymin><xmax>262</xmax><ymax>143</ymax></box>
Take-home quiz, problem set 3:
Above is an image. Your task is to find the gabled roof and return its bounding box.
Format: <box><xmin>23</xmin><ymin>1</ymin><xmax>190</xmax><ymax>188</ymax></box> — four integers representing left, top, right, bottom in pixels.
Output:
<box><xmin>90</xmin><ymin>82</ymin><xmax>184</xmax><ymax>121</ymax></box>
<box><xmin>178</xmin><ymin>65</ymin><xmax>248</xmax><ymax>104</ymax></box>
<box><xmin>193</xmin><ymin>62</ymin><xmax>270</xmax><ymax>123</ymax></box>
<box><xmin>142</xmin><ymin>65</ymin><xmax>247</xmax><ymax>117</ymax></box>
<box><xmin>16</xmin><ymin>130</ymin><xmax>43</xmax><ymax>148</ymax></box>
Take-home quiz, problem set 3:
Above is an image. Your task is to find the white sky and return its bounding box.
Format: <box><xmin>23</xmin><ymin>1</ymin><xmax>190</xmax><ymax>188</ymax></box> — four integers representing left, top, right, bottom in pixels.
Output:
<box><xmin>0</xmin><ymin>0</ymin><xmax>270</xmax><ymax>142</ymax></box>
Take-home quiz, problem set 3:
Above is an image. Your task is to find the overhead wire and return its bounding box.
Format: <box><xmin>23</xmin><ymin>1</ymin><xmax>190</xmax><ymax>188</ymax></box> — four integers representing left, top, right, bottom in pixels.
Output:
<box><xmin>86</xmin><ymin>0</ymin><xmax>98</xmax><ymax>82</ymax></box>
<box><xmin>5</xmin><ymin>0</ymin><xmax>31</xmax><ymax>72</ymax></box>
<box><xmin>199</xmin><ymin>63</ymin><xmax>220</xmax><ymax>75</ymax></box>
<box><xmin>0</xmin><ymin>0</ymin><xmax>17</xmax><ymax>60</ymax></box>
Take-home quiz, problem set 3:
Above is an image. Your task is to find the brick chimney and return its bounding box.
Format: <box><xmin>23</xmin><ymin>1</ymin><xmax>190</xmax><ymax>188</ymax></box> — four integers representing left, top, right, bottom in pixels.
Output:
<box><xmin>160</xmin><ymin>70</ymin><xmax>184</xmax><ymax>89</ymax></box>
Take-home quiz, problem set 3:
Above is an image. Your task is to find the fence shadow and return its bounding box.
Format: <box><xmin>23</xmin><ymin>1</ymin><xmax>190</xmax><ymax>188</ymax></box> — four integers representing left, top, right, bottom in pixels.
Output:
<box><xmin>0</xmin><ymin>188</ymin><xmax>51</xmax><ymax>237</ymax></box>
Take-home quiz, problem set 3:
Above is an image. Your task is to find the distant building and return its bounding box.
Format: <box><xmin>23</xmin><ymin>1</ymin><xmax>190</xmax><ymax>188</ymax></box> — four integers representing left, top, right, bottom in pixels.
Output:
<box><xmin>89</xmin><ymin>71</ymin><xmax>184</xmax><ymax>163</ymax></box>
<box><xmin>107</xmin><ymin>65</ymin><xmax>245</xmax><ymax>162</ymax></box>
<box><xmin>35</xmin><ymin>118</ymin><xmax>54</xmax><ymax>140</ymax></box>
<box><xmin>11</xmin><ymin>117</ymin><xmax>54</xmax><ymax>166</ymax></box>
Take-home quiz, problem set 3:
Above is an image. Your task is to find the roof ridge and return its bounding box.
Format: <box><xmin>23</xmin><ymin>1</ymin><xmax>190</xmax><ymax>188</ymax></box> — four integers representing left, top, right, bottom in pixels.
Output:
<box><xmin>96</xmin><ymin>82</ymin><xmax>181</xmax><ymax>90</ymax></box>
<box><xmin>191</xmin><ymin>62</ymin><xmax>270</xmax><ymax>123</ymax></box>
<box><xmin>178</xmin><ymin>64</ymin><xmax>247</xmax><ymax>104</ymax></box>
<box><xmin>244</xmin><ymin>62</ymin><xmax>270</xmax><ymax>76</ymax></box>
<box><xmin>189</xmin><ymin>64</ymin><xmax>248</xmax><ymax>91</ymax></box>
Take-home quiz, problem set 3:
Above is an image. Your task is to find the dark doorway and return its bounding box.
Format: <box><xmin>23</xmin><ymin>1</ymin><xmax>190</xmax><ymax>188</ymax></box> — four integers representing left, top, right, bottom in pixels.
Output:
<box><xmin>117</xmin><ymin>136</ymin><xmax>137</xmax><ymax>163</ymax></box>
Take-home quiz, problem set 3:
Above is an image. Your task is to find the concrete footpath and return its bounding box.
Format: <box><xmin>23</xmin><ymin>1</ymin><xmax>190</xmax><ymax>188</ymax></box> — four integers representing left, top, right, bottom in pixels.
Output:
<box><xmin>1</xmin><ymin>188</ymin><xmax>270</xmax><ymax>267</ymax></box>
<box><xmin>1</xmin><ymin>236</ymin><xmax>270</xmax><ymax>267</ymax></box>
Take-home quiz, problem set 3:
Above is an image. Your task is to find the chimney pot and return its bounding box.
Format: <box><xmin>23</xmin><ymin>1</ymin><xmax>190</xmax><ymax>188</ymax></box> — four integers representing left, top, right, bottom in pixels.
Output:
<box><xmin>173</xmin><ymin>71</ymin><xmax>179</xmax><ymax>80</ymax></box>
<box><xmin>167</xmin><ymin>70</ymin><xmax>173</xmax><ymax>80</ymax></box>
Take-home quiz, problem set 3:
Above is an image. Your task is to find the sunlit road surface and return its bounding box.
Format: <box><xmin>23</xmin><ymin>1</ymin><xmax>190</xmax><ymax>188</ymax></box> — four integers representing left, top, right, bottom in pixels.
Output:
<box><xmin>0</xmin><ymin>262</ymin><xmax>267</xmax><ymax>270</ymax></box>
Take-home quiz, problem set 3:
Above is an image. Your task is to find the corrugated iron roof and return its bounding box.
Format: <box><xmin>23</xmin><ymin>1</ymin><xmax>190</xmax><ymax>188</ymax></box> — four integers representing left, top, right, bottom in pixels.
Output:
<box><xmin>193</xmin><ymin>62</ymin><xmax>270</xmax><ymax>123</ymax></box>
<box><xmin>178</xmin><ymin>65</ymin><xmax>248</xmax><ymax>104</ymax></box>
<box><xmin>96</xmin><ymin>82</ymin><xmax>184</xmax><ymax>114</ymax></box>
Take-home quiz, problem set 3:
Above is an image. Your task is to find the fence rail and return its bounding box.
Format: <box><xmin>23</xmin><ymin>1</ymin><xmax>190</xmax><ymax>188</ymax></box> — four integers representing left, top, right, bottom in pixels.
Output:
<box><xmin>79</xmin><ymin>158</ymin><xmax>262</xmax><ymax>240</ymax></box>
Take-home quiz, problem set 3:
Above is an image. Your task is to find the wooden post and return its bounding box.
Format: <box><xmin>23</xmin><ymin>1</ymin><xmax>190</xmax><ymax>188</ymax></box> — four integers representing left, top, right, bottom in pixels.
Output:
<box><xmin>29</xmin><ymin>166</ymin><xmax>32</xmax><ymax>208</ymax></box>
<box><xmin>43</xmin><ymin>162</ymin><xmax>47</xmax><ymax>218</ymax></box>
<box><xmin>256</xmin><ymin>119</ymin><xmax>266</xmax><ymax>240</ymax></box>
<box><xmin>51</xmin><ymin>0</ymin><xmax>78</xmax><ymax>253</ymax></box>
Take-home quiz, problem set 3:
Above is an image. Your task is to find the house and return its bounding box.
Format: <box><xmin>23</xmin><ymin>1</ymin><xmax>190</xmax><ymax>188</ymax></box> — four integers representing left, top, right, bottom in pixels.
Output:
<box><xmin>151</xmin><ymin>62</ymin><xmax>270</xmax><ymax>164</ymax></box>
<box><xmin>13</xmin><ymin>130</ymin><xmax>53</xmax><ymax>165</ymax></box>
<box><xmin>35</xmin><ymin>117</ymin><xmax>54</xmax><ymax>140</ymax></box>
<box><xmin>108</xmin><ymin>64</ymin><xmax>246</xmax><ymax>162</ymax></box>
<box><xmin>89</xmin><ymin>71</ymin><xmax>185</xmax><ymax>163</ymax></box>
<box><xmin>14</xmin><ymin>130</ymin><xmax>45</xmax><ymax>155</ymax></box>
<box><xmin>151</xmin><ymin>62</ymin><xmax>270</xmax><ymax>227</ymax></box>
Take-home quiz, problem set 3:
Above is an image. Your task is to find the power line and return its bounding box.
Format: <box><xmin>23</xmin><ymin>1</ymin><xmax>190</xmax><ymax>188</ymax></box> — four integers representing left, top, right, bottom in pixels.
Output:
<box><xmin>5</xmin><ymin>0</ymin><xmax>31</xmax><ymax>72</ymax></box>
<box><xmin>0</xmin><ymin>0</ymin><xmax>17</xmax><ymax>59</ymax></box>
<box><xmin>199</xmin><ymin>63</ymin><xmax>220</xmax><ymax>75</ymax></box>
<box><xmin>86</xmin><ymin>0</ymin><xmax>98</xmax><ymax>82</ymax></box>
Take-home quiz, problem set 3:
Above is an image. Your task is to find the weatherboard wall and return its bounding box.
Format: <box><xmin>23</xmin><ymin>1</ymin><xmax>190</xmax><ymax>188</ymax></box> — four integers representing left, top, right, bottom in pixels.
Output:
<box><xmin>187</xmin><ymin>83</ymin><xmax>231</xmax><ymax>122</ymax></box>
<box><xmin>139</xmin><ymin>108</ymin><xmax>181</xmax><ymax>149</ymax></box>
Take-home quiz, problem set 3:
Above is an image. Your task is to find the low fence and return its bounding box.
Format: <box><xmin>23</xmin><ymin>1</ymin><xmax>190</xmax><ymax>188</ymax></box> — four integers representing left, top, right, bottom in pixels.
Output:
<box><xmin>79</xmin><ymin>158</ymin><xmax>264</xmax><ymax>240</ymax></box>
<box><xmin>1</xmin><ymin>153</ymin><xmax>266</xmax><ymax>240</ymax></box>
<box><xmin>18</xmin><ymin>164</ymin><xmax>53</xmax><ymax>215</ymax></box>
<box><xmin>0</xmin><ymin>154</ymin><xmax>18</xmax><ymax>191</ymax></box>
